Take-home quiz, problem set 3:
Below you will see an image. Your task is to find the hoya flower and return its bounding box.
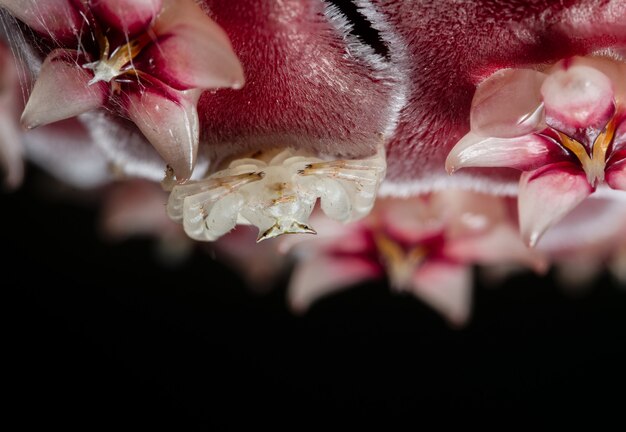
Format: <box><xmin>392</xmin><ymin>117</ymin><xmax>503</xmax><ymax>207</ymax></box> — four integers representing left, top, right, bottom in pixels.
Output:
<box><xmin>284</xmin><ymin>192</ymin><xmax>545</xmax><ymax>326</ymax></box>
<box><xmin>1</xmin><ymin>0</ymin><xmax>244</xmax><ymax>180</ymax></box>
<box><xmin>446</xmin><ymin>56</ymin><xmax>626</xmax><ymax>246</ymax></box>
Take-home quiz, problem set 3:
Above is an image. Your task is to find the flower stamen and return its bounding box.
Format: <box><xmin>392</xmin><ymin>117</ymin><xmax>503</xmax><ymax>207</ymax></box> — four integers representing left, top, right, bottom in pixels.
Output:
<box><xmin>375</xmin><ymin>232</ymin><xmax>427</xmax><ymax>290</ymax></box>
<box><xmin>84</xmin><ymin>33</ymin><xmax>152</xmax><ymax>85</ymax></box>
<box><xmin>557</xmin><ymin>116</ymin><xmax>617</xmax><ymax>187</ymax></box>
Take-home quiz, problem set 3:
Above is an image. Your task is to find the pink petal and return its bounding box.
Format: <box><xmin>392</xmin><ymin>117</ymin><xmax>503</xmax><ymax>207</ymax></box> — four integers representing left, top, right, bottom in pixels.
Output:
<box><xmin>0</xmin><ymin>0</ymin><xmax>81</xmax><ymax>44</ymax></box>
<box><xmin>541</xmin><ymin>64</ymin><xmax>615</xmax><ymax>133</ymax></box>
<box><xmin>0</xmin><ymin>110</ymin><xmax>23</xmax><ymax>189</ymax></box>
<box><xmin>537</xmin><ymin>196</ymin><xmax>626</xmax><ymax>253</ymax></box>
<box><xmin>471</xmin><ymin>68</ymin><xmax>546</xmax><ymax>138</ymax></box>
<box><xmin>445</xmin><ymin>131</ymin><xmax>564</xmax><ymax>173</ymax></box>
<box><xmin>0</xmin><ymin>42</ymin><xmax>22</xmax><ymax>189</ymax></box>
<box><xmin>555</xmin><ymin>258</ymin><xmax>603</xmax><ymax>291</ymax></box>
<box><xmin>445</xmin><ymin>225</ymin><xmax>548</xmax><ymax>273</ymax></box>
<box><xmin>214</xmin><ymin>227</ymin><xmax>286</xmax><ymax>290</ymax></box>
<box><xmin>564</xmin><ymin>56</ymin><xmax>626</xmax><ymax>105</ymax></box>
<box><xmin>411</xmin><ymin>260</ymin><xmax>472</xmax><ymax>327</ymax></box>
<box><xmin>137</xmin><ymin>0</ymin><xmax>244</xmax><ymax>90</ymax></box>
<box><xmin>518</xmin><ymin>162</ymin><xmax>593</xmax><ymax>247</ymax></box>
<box><xmin>434</xmin><ymin>191</ymin><xmax>509</xmax><ymax>238</ymax></box>
<box><xmin>288</xmin><ymin>255</ymin><xmax>381</xmax><ymax>314</ymax></box>
<box><xmin>21</xmin><ymin>49</ymin><xmax>108</xmax><ymax>129</ymax></box>
<box><xmin>125</xmin><ymin>85</ymin><xmax>200</xmax><ymax>181</ymax></box>
<box><xmin>605</xmin><ymin>161</ymin><xmax>626</xmax><ymax>191</ymax></box>
<box><xmin>376</xmin><ymin>196</ymin><xmax>444</xmax><ymax>244</ymax></box>
<box><xmin>101</xmin><ymin>180</ymin><xmax>179</xmax><ymax>240</ymax></box>
<box><xmin>24</xmin><ymin>118</ymin><xmax>111</xmax><ymax>189</ymax></box>
<box><xmin>90</xmin><ymin>0</ymin><xmax>162</xmax><ymax>36</ymax></box>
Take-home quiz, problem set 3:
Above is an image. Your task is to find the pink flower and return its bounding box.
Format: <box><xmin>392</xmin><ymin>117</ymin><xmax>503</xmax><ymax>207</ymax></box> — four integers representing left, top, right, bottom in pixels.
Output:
<box><xmin>535</xmin><ymin>195</ymin><xmax>626</xmax><ymax>289</ymax></box>
<box><xmin>284</xmin><ymin>192</ymin><xmax>545</xmax><ymax>326</ymax></box>
<box><xmin>446</xmin><ymin>56</ymin><xmax>626</xmax><ymax>246</ymax></box>
<box><xmin>1</xmin><ymin>0</ymin><xmax>244</xmax><ymax>181</ymax></box>
<box><xmin>100</xmin><ymin>179</ymin><xmax>193</xmax><ymax>263</ymax></box>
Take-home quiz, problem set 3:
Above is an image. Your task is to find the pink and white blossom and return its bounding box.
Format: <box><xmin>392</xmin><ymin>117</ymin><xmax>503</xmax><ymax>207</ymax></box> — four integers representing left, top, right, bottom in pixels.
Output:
<box><xmin>447</xmin><ymin>56</ymin><xmax>626</xmax><ymax>246</ymax></box>
<box><xmin>283</xmin><ymin>192</ymin><xmax>545</xmax><ymax>326</ymax></box>
<box><xmin>2</xmin><ymin>0</ymin><xmax>244</xmax><ymax>181</ymax></box>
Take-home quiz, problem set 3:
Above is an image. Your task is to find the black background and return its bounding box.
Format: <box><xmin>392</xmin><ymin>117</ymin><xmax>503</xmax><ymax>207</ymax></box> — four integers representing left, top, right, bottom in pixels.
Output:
<box><xmin>5</xmin><ymin>170</ymin><xmax>626</xmax><ymax>427</ymax></box>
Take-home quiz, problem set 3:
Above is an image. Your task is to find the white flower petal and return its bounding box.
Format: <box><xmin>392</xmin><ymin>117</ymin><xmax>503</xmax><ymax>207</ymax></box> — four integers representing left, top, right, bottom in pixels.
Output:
<box><xmin>126</xmin><ymin>87</ymin><xmax>199</xmax><ymax>181</ymax></box>
<box><xmin>518</xmin><ymin>162</ymin><xmax>593</xmax><ymax>247</ymax></box>
<box><xmin>21</xmin><ymin>49</ymin><xmax>107</xmax><ymax>129</ymax></box>
<box><xmin>412</xmin><ymin>260</ymin><xmax>473</xmax><ymax>327</ymax></box>
<box><xmin>541</xmin><ymin>64</ymin><xmax>615</xmax><ymax>132</ymax></box>
<box><xmin>445</xmin><ymin>131</ymin><xmax>562</xmax><ymax>173</ymax></box>
<box><xmin>288</xmin><ymin>255</ymin><xmax>380</xmax><ymax>313</ymax></box>
<box><xmin>471</xmin><ymin>68</ymin><xmax>546</xmax><ymax>138</ymax></box>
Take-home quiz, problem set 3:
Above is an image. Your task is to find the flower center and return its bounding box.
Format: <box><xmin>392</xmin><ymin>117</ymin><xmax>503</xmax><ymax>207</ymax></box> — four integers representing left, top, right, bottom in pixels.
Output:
<box><xmin>375</xmin><ymin>233</ymin><xmax>427</xmax><ymax>290</ymax></box>
<box><xmin>83</xmin><ymin>33</ymin><xmax>152</xmax><ymax>86</ymax></box>
<box><xmin>556</xmin><ymin>117</ymin><xmax>617</xmax><ymax>187</ymax></box>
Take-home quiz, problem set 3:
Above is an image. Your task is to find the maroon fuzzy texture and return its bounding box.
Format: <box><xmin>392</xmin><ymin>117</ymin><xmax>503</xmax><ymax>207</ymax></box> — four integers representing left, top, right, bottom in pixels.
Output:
<box><xmin>373</xmin><ymin>0</ymin><xmax>626</xmax><ymax>184</ymax></box>
<box><xmin>199</xmin><ymin>0</ymin><xmax>626</xmax><ymax>187</ymax></box>
<box><xmin>197</xmin><ymin>0</ymin><xmax>400</xmax><ymax>165</ymax></box>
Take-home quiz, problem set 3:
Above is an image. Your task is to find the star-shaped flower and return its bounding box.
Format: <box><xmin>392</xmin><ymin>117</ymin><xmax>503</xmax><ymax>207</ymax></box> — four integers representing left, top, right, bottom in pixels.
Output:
<box><xmin>283</xmin><ymin>192</ymin><xmax>544</xmax><ymax>326</ymax></box>
<box><xmin>1</xmin><ymin>0</ymin><xmax>244</xmax><ymax>180</ymax></box>
<box><xmin>446</xmin><ymin>56</ymin><xmax>626</xmax><ymax>246</ymax></box>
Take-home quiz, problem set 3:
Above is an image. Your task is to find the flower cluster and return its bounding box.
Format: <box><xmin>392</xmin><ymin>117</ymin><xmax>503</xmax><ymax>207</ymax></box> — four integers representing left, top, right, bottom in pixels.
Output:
<box><xmin>2</xmin><ymin>1</ymin><xmax>626</xmax><ymax>324</ymax></box>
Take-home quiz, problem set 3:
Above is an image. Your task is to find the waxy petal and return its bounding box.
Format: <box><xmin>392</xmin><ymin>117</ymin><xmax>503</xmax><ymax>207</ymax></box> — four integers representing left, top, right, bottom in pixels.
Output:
<box><xmin>445</xmin><ymin>225</ymin><xmax>548</xmax><ymax>273</ymax></box>
<box><xmin>288</xmin><ymin>255</ymin><xmax>381</xmax><ymax>313</ymax></box>
<box><xmin>537</xmin><ymin>196</ymin><xmax>626</xmax><ymax>251</ymax></box>
<box><xmin>126</xmin><ymin>86</ymin><xmax>199</xmax><ymax>181</ymax></box>
<box><xmin>138</xmin><ymin>28</ymin><xmax>245</xmax><ymax>91</ymax></box>
<box><xmin>21</xmin><ymin>49</ymin><xmax>108</xmax><ymax>129</ymax></box>
<box><xmin>412</xmin><ymin>260</ymin><xmax>472</xmax><ymax>327</ymax></box>
<box><xmin>518</xmin><ymin>162</ymin><xmax>593</xmax><ymax>247</ymax></box>
<box><xmin>0</xmin><ymin>0</ymin><xmax>81</xmax><ymax>44</ymax></box>
<box><xmin>90</xmin><ymin>0</ymin><xmax>162</xmax><ymax>36</ymax></box>
<box><xmin>445</xmin><ymin>131</ymin><xmax>563</xmax><ymax>173</ymax></box>
<box><xmin>564</xmin><ymin>56</ymin><xmax>626</xmax><ymax>105</ymax></box>
<box><xmin>24</xmin><ymin>118</ymin><xmax>112</xmax><ymax>189</ymax></box>
<box><xmin>555</xmin><ymin>258</ymin><xmax>603</xmax><ymax>290</ymax></box>
<box><xmin>605</xmin><ymin>161</ymin><xmax>626</xmax><ymax>191</ymax></box>
<box><xmin>102</xmin><ymin>180</ymin><xmax>174</xmax><ymax>239</ymax></box>
<box><xmin>0</xmin><ymin>111</ymin><xmax>22</xmax><ymax>189</ymax></box>
<box><xmin>541</xmin><ymin>64</ymin><xmax>615</xmax><ymax>133</ymax></box>
<box><xmin>139</xmin><ymin>0</ymin><xmax>244</xmax><ymax>90</ymax></box>
<box><xmin>471</xmin><ymin>68</ymin><xmax>546</xmax><ymax>138</ymax></box>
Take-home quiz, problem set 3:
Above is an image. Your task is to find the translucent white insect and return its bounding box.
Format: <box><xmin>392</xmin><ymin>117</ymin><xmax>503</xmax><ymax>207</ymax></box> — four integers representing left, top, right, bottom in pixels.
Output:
<box><xmin>167</xmin><ymin>146</ymin><xmax>387</xmax><ymax>242</ymax></box>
